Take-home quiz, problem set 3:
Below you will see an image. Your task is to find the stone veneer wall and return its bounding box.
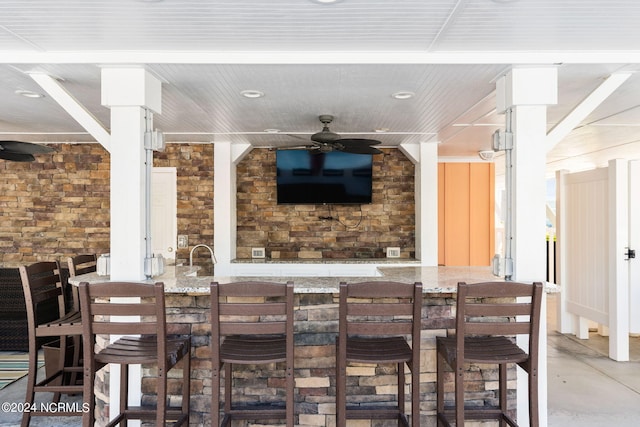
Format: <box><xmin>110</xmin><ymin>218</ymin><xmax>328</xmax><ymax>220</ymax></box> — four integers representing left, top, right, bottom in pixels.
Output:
<box><xmin>0</xmin><ymin>143</ymin><xmax>213</xmax><ymax>266</ymax></box>
<box><xmin>236</xmin><ymin>148</ymin><xmax>416</xmax><ymax>260</ymax></box>
<box><xmin>155</xmin><ymin>292</ymin><xmax>516</xmax><ymax>427</ymax></box>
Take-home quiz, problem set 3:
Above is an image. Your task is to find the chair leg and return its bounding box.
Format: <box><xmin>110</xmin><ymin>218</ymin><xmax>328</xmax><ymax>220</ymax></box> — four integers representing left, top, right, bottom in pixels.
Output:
<box><xmin>286</xmin><ymin>358</ymin><xmax>294</xmax><ymax>427</ymax></box>
<box><xmin>21</xmin><ymin>341</ymin><xmax>38</xmax><ymax>427</ymax></box>
<box><xmin>529</xmin><ymin>365</ymin><xmax>539</xmax><ymax>427</ymax></box>
<box><xmin>182</xmin><ymin>355</ymin><xmax>191</xmax><ymax>426</ymax></box>
<box><xmin>224</xmin><ymin>362</ymin><xmax>232</xmax><ymax>415</ymax></box>
<box><xmin>454</xmin><ymin>361</ymin><xmax>464</xmax><ymax>427</ymax></box>
<box><xmin>436</xmin><ymin>350</ymin><xmax>444</xmax><ymax>427</ymax></box>
<box><xmin>157</xmin><ymin>363</ymin><xmax>167</xmax><ymax>427</ymax></box>
<box><xmin>411</xmin><ymin>361</ymin><xmax>420</xmax><ymax>427</ymax></box>
<box><xmin>82</xmin><ymin>358</ymin><xmax>95</xmax><ymax>427</ymax></box>
<box><xmin>120</xmin><ymin>365</ymin><xmax>129</xmax><ymax>422</ymax></box>
<box><xmin>336</xmin><ymin>344</ymin><xmax>346</xmax><ymax>427</ymax></box>
<box><xmin>499</xmin><ymin>363</ymin><xmax>507</xmax><ymax>427</ymax></box>
<box><xmin>398</xmin><ymin>361</ymin><xmax>405</xmax><ymax>421</ymax></box>
<box><xmin>212</xmin><ymin>361</ymin><xmax>220</xmax><ymax>427</ymax></box>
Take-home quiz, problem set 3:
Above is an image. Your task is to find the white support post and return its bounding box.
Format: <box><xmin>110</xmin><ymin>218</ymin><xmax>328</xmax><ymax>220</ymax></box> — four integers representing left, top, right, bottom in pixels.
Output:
<box><xmin>213</xmin><ymin>141</ymin><xmax>252</xmax><ymax>275</ymax></box>
<box><xmin>400</xmin><ymin>142</ymin><xmax>438</xmax><ymax>265</ymax></box>
<box><xmin>497</xmin><ymin>67</ymin><xmax>558</xmax><ymax>427</ymax></box>
<box><xmin>555</xmin><ymin>169</ymin><xmax>575</xmax><ymax>334</ymax></box>
<box><xmin>101</xmin><ymin>67</ymin><xmax>162</xmax><ymax>281</ymax></box>
<box><xmin>101</xmin><ymin>68</ymin><xmax>162</xmax><ymax>426</ymax></box>
<box><xmin>608</xmin><ymin>159</ymin><xmax>630</xmax><ymax>361</ymax></box>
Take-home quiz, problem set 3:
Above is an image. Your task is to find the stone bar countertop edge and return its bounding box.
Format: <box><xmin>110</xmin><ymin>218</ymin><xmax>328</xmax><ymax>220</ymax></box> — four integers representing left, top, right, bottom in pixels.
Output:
<box><xmin>69</xmin><ymin>265</ymin><xmax>505</xmax><ymax>295</ymax></box>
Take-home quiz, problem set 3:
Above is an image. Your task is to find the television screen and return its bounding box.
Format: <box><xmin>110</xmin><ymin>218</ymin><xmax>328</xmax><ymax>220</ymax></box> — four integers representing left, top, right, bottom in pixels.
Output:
<box><xmin>276</xmin><ymin>150</ymin><xmax>373</xmax><ymax>204</ymax></box>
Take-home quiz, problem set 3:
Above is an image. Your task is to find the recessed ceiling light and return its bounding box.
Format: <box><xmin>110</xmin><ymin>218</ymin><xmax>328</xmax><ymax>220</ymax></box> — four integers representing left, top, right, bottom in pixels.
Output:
<box><xmin>264</xmin><ymin>129</ymin><xmax>281</xmax><ymax>133</ymax></box>
<box><xmin>391</xmin><ymin>91</ymin><xmax>415</xmax><ymax>100</ymax></box>
<box><xmin>15</xmin><ymin>89</ymin><xmax>45</xmax><ymax>98</ymax></box>
<box><xmin>240</xmin><ymin>90</ymin><xmax>265</xmax><ymax>98</ymax></box>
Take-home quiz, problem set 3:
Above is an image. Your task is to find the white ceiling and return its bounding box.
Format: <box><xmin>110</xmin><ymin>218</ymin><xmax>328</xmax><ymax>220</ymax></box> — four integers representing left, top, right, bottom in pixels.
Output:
<box><xmin>3</xmin><ymin>0</ymin><xmax>640</xmax><ymax>177</ymax></box>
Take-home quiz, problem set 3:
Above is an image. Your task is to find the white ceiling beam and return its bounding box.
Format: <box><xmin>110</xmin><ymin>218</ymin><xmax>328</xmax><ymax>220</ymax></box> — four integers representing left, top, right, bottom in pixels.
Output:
<box><xmin>5</xmin><ymin>50</ymin><xmax>640</xmax><ymax>65</ymax></box>
<box><xmin>546</xmin><ymin>72</ymin><xmax>632</xmax><ymax>151</ymax></box>
<box><xmin>28</xmin><ymin>72</ymin><xmax>111</xmax><ymax>152</ymax></box>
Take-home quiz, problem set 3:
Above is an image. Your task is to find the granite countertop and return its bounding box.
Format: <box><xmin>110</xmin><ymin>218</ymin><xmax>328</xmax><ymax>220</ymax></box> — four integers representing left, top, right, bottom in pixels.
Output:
<box><xmin>69</xmin><ymin>265</ymin><xmax>505</xmax><ymax>295</ymax></box>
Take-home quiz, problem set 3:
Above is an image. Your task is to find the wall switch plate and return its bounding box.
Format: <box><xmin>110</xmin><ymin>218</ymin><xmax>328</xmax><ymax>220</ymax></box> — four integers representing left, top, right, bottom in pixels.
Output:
<box><xmin>252</xmin><ymin>247</ymin><xmax>266</xmax><ymax>258</ymax></box>
<box><xmin>177</xmin><ymin>235</ymin><xmax>188</xmax><ymax>248</ymax></box>
<box><xmin>386</xmin><ymin>247</ymin><xmax>401</xmax><ymax>258</ymax></box>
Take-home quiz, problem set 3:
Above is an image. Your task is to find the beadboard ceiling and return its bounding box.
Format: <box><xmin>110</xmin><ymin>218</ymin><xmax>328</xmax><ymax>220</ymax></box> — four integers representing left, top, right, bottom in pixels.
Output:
<box><xmin>2</xmin><ymin>0</ymin><xmax>640</xmax><ymax>176</ymax></box>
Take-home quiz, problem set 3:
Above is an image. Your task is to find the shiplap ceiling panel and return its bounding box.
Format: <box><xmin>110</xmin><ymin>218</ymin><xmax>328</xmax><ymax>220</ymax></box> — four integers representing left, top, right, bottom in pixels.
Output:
<box><xmin>2</xmin><ymin>1</ymin><xmax>640</xmax><ymax>174</ymax></box>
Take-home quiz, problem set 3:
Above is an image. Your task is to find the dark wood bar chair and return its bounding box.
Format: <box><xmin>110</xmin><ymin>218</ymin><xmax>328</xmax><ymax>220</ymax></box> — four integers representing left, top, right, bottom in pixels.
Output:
<box><xmin>336</xmin><ymin>281</ymin><xmax>423</xmax><ymax>427</ymax></box>
<box><xmin>78</xmin><ymin>281</ymin><xmax>191</xmax><ymax>427</ymax></box>
<box><xmin>19</xmin><ymin>261</ymin><xmax>84</xmax><ymax>427</ymax></box>
<box><xmin>66</xmin><ymin>254</ymin><xmax>97</xmax><ymax>312</ymax></box>
<box><xmin>436</xmin><ymin>281</ymin><xmax>543</xmax><ymax>427</ymax></box>
<box><xmin>210</xmin><ymin>281</ymin><xmax>295</xmax><ymax>427</ymax></box>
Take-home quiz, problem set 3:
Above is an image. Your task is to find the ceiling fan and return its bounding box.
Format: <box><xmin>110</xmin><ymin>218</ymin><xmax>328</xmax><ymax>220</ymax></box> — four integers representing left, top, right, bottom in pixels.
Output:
<box><xmin>283</xmin><ymin>115</ymin><xmax>383</xmax><ymax>155</ymax></box>
<box><xmin>0</xmin><ymin>140</ymin><xmax>54</xmax><ymax>162</ymax></box>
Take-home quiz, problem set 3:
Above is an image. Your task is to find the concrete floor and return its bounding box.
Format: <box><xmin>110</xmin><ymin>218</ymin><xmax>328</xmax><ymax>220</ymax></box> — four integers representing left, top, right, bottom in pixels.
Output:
<box><xmin>2</xmin><ymin>295</ymin><xmax>640</xmax><ymax>426</ymax></box>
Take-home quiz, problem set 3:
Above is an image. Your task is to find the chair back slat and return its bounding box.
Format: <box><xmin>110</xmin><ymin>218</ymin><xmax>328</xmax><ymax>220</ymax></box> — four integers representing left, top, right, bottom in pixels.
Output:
<box><xmin>455</xmin><ymin>281</ymin><xmax>544</xmax><ymax>350</ymax></box>
<box><xmin>89</xmin><ymin>302</ymin><xmax>158</xmax><ymax>317</ymax></box>
<box><xmin>346</xmin><ymin>281</ymin><xmax>417</xmax><ymax>299</ymax></box>
<box><xmin>219</xmin><ymin>302</ymin><xmax>286</xmax><ymax>316</ymax></box>
<box><xmin>465</xmin><ymin>303</ymin><xmax>533</xmax><ymax>317</ymax></box>
<box><xmin>79</xmin><ymin>281</ymin><xmax>166</xmax><ymax>352</ymax></box>
<box><xmin>347</xmin><ymin>302</ymin><xmax>414</xmax><ymax>317</ymax></box>
<box><xmin>67</xmin><ymin>254</ymin><xmax>98</xmax><ymax>277</ymax></box>
<box><xmin>339</xmin><ymin>281</ymin><xmax>422</xmax><ymax>338</ymax></box>
<box><xmin>20</xmin><ymin>262</ymin><xmax>66</xmax><ymax>328</ymax></box>
<box><xmin>211</xmin><ymin>281</ymin><xmax>294</xmax><ymax>338</ymax></box>
<box><xmin>216</xmin><ymin>281</ymin><xmax>289</xmax><ymax>297</ymax></box>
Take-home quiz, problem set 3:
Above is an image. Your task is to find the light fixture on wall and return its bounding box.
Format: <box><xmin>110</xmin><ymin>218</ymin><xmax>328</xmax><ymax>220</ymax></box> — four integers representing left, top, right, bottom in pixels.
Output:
<box><xmin>478</xmin><ymin>150</ymin><xmax>495</xmax><ymax>161</ymax></box>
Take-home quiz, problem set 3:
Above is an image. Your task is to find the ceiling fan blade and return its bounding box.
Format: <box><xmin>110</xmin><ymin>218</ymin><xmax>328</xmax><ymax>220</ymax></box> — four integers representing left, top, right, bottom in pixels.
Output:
<box><xmin>338</xmin><ymin>145</ymin><xmax>383</xmax><ymax>155</ymax></box>
<box><xmin>334</xmin><ymin>139</ymin><xmax>383</xmax><ymax>154</ymax></box>
<box><xmin>0</xmin><ymin>151</ymin><xmax>36</xmax><ymax>162</ymax></box>
<box><xmin>338</xmin><ymin>138</ymin><xmax>382</xmax><ymax>146</ymax></box>
<box><xmin>0</xmin><ymin>140</ymin><xmax>55</xmax><ymax>154</ymax></box>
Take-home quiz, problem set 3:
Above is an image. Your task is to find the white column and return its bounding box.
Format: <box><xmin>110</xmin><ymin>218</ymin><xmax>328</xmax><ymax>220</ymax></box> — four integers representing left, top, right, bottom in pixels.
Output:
<box><xmin>608</xmin><ymin>159</ymin><xmax>630</xmax><ymax>361</ymax></box>
<box><xmin>400</xmin><ymin>141</ymin><xmax>438</xmax><ymax>265</ymax></box>
<box><xmin>101</xmin><ymin>68</ymin><xmax>162</xmax><ymax>426</ymax></box>
<box><xmin>213</xmin><ymin>141</ymin><xmax>236</xmax><ymax>275</ymax></box>
<box><xmin>101</xmin><ymin>68</ymin><xmax>162</xmax><ymax>280</ymax></box>
<box><xmin>497</xmin><ymin>67</ymin><xmax>557</xmax><ymax>427</ymax></box>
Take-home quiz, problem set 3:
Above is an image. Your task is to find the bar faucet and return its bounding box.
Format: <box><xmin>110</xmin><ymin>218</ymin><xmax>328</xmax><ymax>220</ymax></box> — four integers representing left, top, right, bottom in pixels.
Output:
<box><xmin>189</xmin><ymin>244</ymin><xmax>217</xmax><ymax>267</ymax></box>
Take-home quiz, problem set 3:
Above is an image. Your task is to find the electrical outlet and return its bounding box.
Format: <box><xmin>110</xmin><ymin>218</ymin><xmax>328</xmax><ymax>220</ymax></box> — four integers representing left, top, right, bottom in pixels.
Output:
<box><xmin>177</xmin><ymin>235</ymin><xmax>188</xmax><ymax>248</ymax></box>
<box><xmin>386</xmin><ymin>247</ymin><xmax>401</xmax><ymax>258</ymax></box>
<box><xmin>252</xmin><ymin>247</ymin><xmax>266</xmax><ymax>258</ymax></box>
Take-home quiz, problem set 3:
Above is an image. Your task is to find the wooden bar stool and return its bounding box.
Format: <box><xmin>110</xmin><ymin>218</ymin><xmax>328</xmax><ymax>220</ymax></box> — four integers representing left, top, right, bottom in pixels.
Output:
<box><xmin>19</xmin><ymin>261</ymin><xmax>84</xmax><ymax>427</ymax></box>
<box><xmin>210</xmin><ymin>281</ymin><xmax>295</xmax><ymax>427</ymax></box>
<box><xmin>436</xmin><ymin>281</ymin><xmax>543</xmax><ymax>427</ymax></box>
<box><xmin>79</xmin><ymin>281</ymin><xmax>191</xmax><ymax>427</ymax></box>
<box><xmin>336</xmin><ymin>281</ymin><xmax>422</xmax><ymax>427</ymax></box>
<box><xmin>66</xmin><ymin>254</ymin><xmax>97</xmax><ymax>312</ymax></box>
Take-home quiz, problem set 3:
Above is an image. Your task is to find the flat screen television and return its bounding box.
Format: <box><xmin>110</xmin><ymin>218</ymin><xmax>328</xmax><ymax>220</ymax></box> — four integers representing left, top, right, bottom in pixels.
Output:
<box><xmin>276</xmin><ymin>150</ymin><xmax>373</xmax><ymax>204</ymax></box>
